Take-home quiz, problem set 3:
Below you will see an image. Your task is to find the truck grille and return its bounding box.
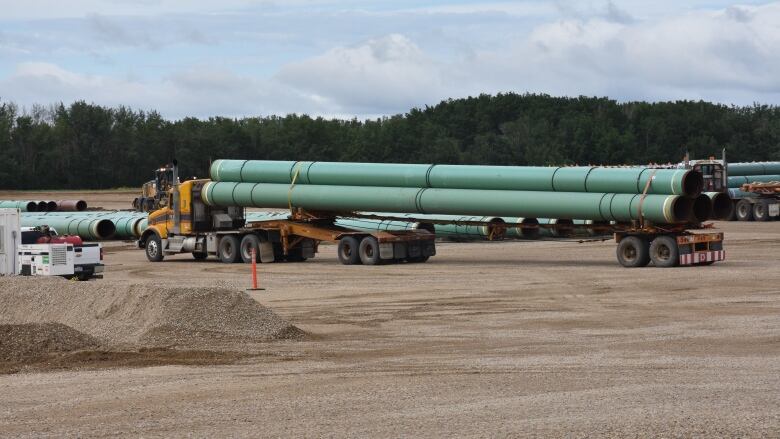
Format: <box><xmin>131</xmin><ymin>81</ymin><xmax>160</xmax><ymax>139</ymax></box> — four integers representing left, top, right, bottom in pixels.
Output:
<box><xmin>51</xmin><ymin>247</ymin><xmax>67</xmax><ymax>265</ymax></box>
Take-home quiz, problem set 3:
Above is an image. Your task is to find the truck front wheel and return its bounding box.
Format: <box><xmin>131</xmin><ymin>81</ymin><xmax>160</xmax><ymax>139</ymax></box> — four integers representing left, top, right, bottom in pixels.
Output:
<box><xmin>145</xmin><ymin>234</ymin><xmax>164</xmax><ymax>262</ymax></box>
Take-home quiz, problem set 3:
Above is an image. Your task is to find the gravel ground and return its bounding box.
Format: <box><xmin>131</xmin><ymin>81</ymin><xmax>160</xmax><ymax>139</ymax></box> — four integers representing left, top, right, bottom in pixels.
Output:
<box><xmin>0</xmin><ymin>323</ymin><xmax>98</xmax><ymax>362</ymax></box>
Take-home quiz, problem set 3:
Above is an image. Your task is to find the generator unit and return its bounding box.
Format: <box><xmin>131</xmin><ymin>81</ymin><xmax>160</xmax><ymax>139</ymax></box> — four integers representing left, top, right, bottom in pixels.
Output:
<box><xmin>17</xmin><ymin>243</ymin><xmax>75</xmax><ymax>277</ymax></box>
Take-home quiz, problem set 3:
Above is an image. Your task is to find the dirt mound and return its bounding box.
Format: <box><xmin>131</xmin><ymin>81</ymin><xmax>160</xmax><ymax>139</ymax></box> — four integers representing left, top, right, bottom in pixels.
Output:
<box><xmin>0</xmin><ymin>277</ymin><xmax>305</xmax><ymax>349</ymax></box>
<box><xmin>0</xmin><ymin>323</ymin><xmax>99</xmax><ymax>362</ymax></box>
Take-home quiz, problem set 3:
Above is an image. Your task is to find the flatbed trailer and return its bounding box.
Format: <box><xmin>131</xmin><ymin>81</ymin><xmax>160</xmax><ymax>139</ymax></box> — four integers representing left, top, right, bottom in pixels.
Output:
<box><xmin>732</xmin><ymin>182</ymin><xmax>780</xmax><ymax>221</ymax></box>
<box><xmin>356</xmin><ymin>214</ymin><xmax>725</xmax><ymax>268</ymax></box>
<box><xmin>141</xmin><ymin>209</ymin><xmax>436</xmax><ymax>265</ymax></box>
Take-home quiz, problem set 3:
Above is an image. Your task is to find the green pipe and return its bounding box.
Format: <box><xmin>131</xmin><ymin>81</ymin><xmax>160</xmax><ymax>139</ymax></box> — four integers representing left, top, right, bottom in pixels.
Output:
<box><xmin>537</xmin><ymin>218</ymin><xmax>575</xmax><ymax>238</ymax></box>
<box><xmin>0</xmin><ymin>200</ymin><xmax>38</xmax><ymax>212</ymax></box>
<box><xmin>504</xmin><ymin>217</ymin><xmax>541</xmax><ymax>239</ymax></box>
<box><xmin>706</xmin><ymin>192</ymin><xmax>733</xmax><ymax>220</ymax></box>
<box><xmin>23</xmin><ymin>211</ymin><xmax>148</xmax><ymax>239</ymax></box>
<box><xmin>728</xmin><ymin>162</ymin><xmax>780</xmax><ymax>176</ymax></box>
<box><xmin>202</xmin><ymin>182</ymin><xmax>694</xmax><ymax>224</ymax></box>
<box><xmin>210</xmin><ymin>160</ymin><xmax>703</xmax><ymax>197</ymax></box>
<box><xmin>21</xmin><ymin>215</ymin><xmax>116</xmax><ymax>240</ymax></box>
<box><xmin>728</xmin><ymin>175</ymin><xmax>780</xmax><ymax>188</ymax></box>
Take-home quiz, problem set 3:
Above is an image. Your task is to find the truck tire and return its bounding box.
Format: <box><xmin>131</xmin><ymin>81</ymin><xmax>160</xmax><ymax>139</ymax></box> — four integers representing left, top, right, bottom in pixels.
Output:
<box><xmin>218</xmin><ymin>235</ymin><xmax>241</xmax><ymax>263</ymax></box>
<box><xmin>240</xmin><ymin>234</ymin><xmax>261</xmax><ymax>263</ymax></box>
<box><xmin>735</xmin><ymin>199</ymin><xmax>754</xmax><ymax>221</ymax></box>
<box><xmin>753</xmin><ymin>200</ymin><xmax>771</xmax><ymax>222</ymax></box>
<box><xmin>616</xmin><ymin>236</ymin><xmax>650</xmax><ymax>268</ymax></box>
<box><xmin>145</xmin><ymin>234</ymin><xmax>164</xmax><ymax>262</ymax></box>
<box><xmin>337</xmin><ymin>236</ymin><xmax>361</xmax><ymax>265</ymax></box>
<box><xmin>192</xmin><ymin>252</ymin><xmax>208</xmax><ymax>260</ymax></box>
<box><xmin>649</xmin><ymin>235</ymin><xmax>679</xmax><ymax>268</ymax></box>
<box><xmin>359</xmin><ymin>236</ymin><xmax>382</xmax><ymax>265</ymax></box>
<box><xmin>285</xmin><ymin>248</ymin><xmax>308</xmax><ymax>262</ymax></box>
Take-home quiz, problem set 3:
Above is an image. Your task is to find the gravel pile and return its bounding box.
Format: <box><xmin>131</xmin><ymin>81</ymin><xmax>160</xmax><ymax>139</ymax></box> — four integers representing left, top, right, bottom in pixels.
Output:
<box><xmin>0</xmin><ymin>277</ymin><xmax>305</xmax><ymax>348</ymax></box>
<box><xmin>0</xmin><ymin>323</ymin><xmax>99</xmax><ymax>362</ymax></box>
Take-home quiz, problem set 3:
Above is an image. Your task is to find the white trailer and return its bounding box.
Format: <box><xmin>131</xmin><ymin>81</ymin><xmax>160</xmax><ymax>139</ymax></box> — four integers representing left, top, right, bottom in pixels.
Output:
<box><xmin>0</xmin><ymin>208</ymin><xmax>22</xmax><ymax>275</ymax></box>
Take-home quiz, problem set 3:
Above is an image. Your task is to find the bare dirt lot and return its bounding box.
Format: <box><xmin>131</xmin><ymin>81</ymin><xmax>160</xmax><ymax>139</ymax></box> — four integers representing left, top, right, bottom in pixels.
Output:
<box><xmin>1</xmin><ymin>190</ymin><xmax>780</xmax><ymax>437</ymax></box>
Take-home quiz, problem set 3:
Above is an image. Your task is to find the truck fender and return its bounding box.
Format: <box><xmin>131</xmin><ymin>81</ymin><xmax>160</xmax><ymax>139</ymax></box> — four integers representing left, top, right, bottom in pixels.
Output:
<box><xmin>138</xmin><ymin>229</ymin><xmax>161</xmax><ymax>249</ymax></box>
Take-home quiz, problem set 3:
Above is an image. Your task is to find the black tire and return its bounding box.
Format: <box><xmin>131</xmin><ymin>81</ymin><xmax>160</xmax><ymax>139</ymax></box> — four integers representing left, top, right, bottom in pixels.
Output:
<box><xmin>218</xmin><ymin>235</ymin><xmax>241</xmax><ymax>263</ymax></box>
<box><xmin>359</xmin><ymin>236</ymin><xmax>382</xmax><ymax>265</ymax></box>
<box><xmin>240</xmin><ymin>234</ymin><xmax>261</xmax><ymax>263</ymax></box>
<box><xmin>649</xmin><ymin>235</ymin><xmax>679</xmax><ymax>268</ymax></box>
<box><xmin>192</xmin><ymin>252</ymin><xmax>208</xmax><ymax>260</ymax></box>
<box><xmin>735</xmin><ymin>199</ymin><xmax>754</xmax><ymax>221</ymax></box>
<box><xmin>616</xmin><ymin>236</ymin><xmax>650</xmax><ymax>268</ymax></box>
<box><xmin>337</xmin><ymin>236</ymin><xmax>361</xmax><ymax>265</ymax></box>
<box><xmin>145</xmin><ymin>234</ymin><xmax>164</xmax><ymax>262</ymax></box>
<box><xmin>406</xmin><ymin>255</ymin><xmax>430</xmax><ymax>263</ymax></box>
<box><xmin>753</xmin><ymin>200</ymin><xmax>771</xmax><ymax>222</ymax></box>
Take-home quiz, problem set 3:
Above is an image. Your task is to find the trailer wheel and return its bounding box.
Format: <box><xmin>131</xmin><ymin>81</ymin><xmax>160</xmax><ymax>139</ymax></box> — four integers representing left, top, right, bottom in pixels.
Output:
<box><xmin>359</xmin><ymin>236</ymin><xmax>382</xmax><ymax>265</ymax></box>
<box><xmin>753</xmin><ymin>200</ymin><xmax>771</xmax><ymax>222</ymax></box>
<box><xmin>145</xmin><ymin>234</ymin><xmax>164</xmax><ymax>262</ymax></box>
<box><xmin>616</xmin><ymin>236</ymin><xmax>650</xmax><ymax>268</ymax></box>
<box><xmin>649</xmin><ymin>235</ymin><xmax>679</xmax><ymax>268</ymax></box>
<box><xmin>218</xmin><ymin>235</ymin><xmax>241</xmax><ymax>263</ymax></box>
<box><xmin>735</xmin><ymin>199</ymin><xmax>754</xmax><ymax>221</ymax></box>
<box><xmin>337</xmin><ymin>236</ymin><xmax>361</xmax><ymax>265</ymax></box>
<box><xmin>192</xmin><ymin>252</ymin><xmax>208</xmax><ymax>260</ymax></box>
<box><xmin>240</xmin><ymin>234</ymin><xmax>261</xmax><ymax>263</ymax></box>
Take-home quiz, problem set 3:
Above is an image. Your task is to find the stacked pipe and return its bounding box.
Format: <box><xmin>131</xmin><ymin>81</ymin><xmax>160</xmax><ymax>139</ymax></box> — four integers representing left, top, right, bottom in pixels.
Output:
<box><xmin>727</xmin><ymin>162</ymin><xmax>780</xmax><ymax>188</ymax></box>
<box><xmin>21</xmin><ymin>211</ymin><xmax>148</xmax><ymax>240</ymax></box>
<box><xmin>204</xmin><ymin>160</ymin><xmax>712</xmax><ymax>224</ymax></box>
<box><xmin>0</xmin><ymin>199</ymin><xmax>87</xmax><ymax>212</ymax></box>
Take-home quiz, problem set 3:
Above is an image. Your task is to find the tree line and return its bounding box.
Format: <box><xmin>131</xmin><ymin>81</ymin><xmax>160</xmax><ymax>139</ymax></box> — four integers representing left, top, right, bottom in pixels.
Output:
<box><xmin>1</xmin><ymin>93</ymin><xmax>779</xmax><ymax>190</ymax></box>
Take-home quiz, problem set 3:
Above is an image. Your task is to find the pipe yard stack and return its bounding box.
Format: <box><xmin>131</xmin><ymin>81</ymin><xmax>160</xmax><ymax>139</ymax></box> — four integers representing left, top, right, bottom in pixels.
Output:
<box><xmin>0</xmin><ymin>199</ymin><xmax>87</xmax><ymax>212</ymax></box>
<box><xmin>206</xmin><ymin>160</ymin><xmax>715</xmax><ymax>224</ymax></box>
<box><xmin>19</xmin><ymin>211</ymin><xmax>148</xmax><ymax>240</ymax></box>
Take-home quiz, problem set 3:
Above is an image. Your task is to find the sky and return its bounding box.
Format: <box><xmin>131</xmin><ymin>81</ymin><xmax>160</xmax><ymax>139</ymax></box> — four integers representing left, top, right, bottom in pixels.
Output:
<box><xmin>1</xmin><ymin>0</ymin><xmax>779</xmax><ymax>119</ymax></box>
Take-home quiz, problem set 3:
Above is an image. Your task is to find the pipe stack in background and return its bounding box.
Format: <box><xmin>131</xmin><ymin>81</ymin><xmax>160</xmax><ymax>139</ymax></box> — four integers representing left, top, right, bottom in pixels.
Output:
<box><xmin>727</xmin><ymin>162</ymin><xmax>780</xmax><ymax>187</ymax></box>
<box><xmin>21</xmin><ymin>210</ymin><xmax>147</xmax><ymax>240</ymax></box>
<box><xmin>0</xmin><ymin>199</ymin><xmax>88</xmax><ymax>212</ymax></box>
<box><xmin>204</xmin><ymin>160</ymin><xmax>714</xmax><ymax>224</ymax></box>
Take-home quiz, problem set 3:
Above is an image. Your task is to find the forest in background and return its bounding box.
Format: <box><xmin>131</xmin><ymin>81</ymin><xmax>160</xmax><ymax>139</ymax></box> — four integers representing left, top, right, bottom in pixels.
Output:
<box><xmin>1</xmin><ymin>93</ymin><xmax>778</xmax><ymax>189</ymax></box>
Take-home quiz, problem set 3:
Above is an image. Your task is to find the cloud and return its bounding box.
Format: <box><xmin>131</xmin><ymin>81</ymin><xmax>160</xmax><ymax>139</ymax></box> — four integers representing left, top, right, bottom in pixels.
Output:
<box><xmin>277</xmin><ymin>34</ymin><xmax>448</xmax><ymax>114</ymax></box>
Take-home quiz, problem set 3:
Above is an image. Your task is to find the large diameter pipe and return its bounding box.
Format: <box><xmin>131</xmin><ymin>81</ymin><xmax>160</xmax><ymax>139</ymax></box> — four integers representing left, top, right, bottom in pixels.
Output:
<box><xmin>727</xmin><ymin>175</ymin><xmax>780</xmax><ymax>188</ymax></box>
<box><xmin>20</xmin><ymin>216</ymin><xmax>116</xmax><ymax>240</ymax></box>
<box><xmin>37</xmin><ymin>201</ymin><xmax>49</xmax><ymax>212</ymax></box>
<box><xmin>23</xmin><ymin>211</ymin><xmax>148</xmax><ymax>238</ymax></box>
<box><xmin>706</xmin><ymin>192</ymin><xmax>733</xmax><ymax>220</ymax></box>
<box><xmin>506</xmin><ymin>218</ymin><xmax>541</xmax><ymax>239</ymax></box>
<box><xmin>538</xmin><ymin>218</ymin><xmax>575</xmax><ymax>238</ymax></box>
<box><xmin>0</xmin><ymin>200</ymin><xmax>38</xmax><ymax>212</ymax></box>
<box><xmin>55</xmin><ymin>200</ymin><xmax>88</xmax><ymax>211</ymax></box>
<box><xmin>728</xmin><ymin>162</ymin><xmax>780</xmax><ymax>176</ymax></box>
<box><xmin>202</xmin><ymin>182</ymin><xmax>695</xmax><ymax>224</ymax></box>
<box><xmin>210</xmin><ymin>160</ymin><xmax>703</xmax><ymax>197</ymax></box>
